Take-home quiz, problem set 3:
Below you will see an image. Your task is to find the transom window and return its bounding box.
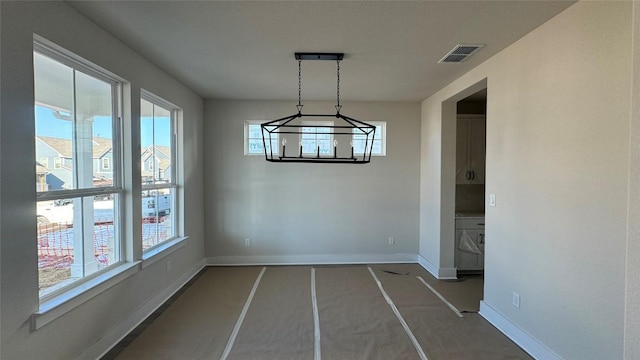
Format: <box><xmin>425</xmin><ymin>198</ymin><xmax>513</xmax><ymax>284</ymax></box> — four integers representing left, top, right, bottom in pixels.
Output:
<box><xmin>34</xmin><ymin>42</ymin><xmax>123</xmax><ymax>300</ymax></box>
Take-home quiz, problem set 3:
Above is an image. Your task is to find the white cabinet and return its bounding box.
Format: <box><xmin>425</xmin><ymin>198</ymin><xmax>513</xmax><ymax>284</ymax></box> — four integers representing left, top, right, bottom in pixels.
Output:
<box><xmin>456</xmin><ymin>115</ymin><xmax>486</xmax><ymax>184</ymax></box>
<box><xmin>455</xmin><ymin>217</ymin><xmax>485</xmax><ymax>271</ymax></box>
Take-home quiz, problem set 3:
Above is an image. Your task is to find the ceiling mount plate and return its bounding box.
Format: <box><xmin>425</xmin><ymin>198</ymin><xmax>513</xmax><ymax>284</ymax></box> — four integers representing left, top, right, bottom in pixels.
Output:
<box><xmin>295</xmin><ymin>52</ymin><xmax>344</xmax><ymax>61</ymax></box>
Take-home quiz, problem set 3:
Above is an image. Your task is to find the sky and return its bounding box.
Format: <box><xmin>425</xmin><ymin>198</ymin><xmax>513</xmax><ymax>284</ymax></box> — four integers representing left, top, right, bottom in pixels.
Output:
<box><xmin>35</xmin><ymin>105</ymin><xmax>170</xmax><ymax>147</ymax></box>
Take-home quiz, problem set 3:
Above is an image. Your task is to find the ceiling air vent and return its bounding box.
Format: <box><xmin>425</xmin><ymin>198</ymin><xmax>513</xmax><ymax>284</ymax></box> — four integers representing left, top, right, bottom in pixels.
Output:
<box><xmin>438</xmin><ymin>44</ymin><xmax>484</xmax><ymax>63</ymax></box>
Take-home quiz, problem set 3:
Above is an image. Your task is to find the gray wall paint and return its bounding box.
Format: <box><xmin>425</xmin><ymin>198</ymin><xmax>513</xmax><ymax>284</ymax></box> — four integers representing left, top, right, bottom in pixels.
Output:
<box><xmin>204</xmin><ymin>100</ymin><xmax>420</xmax><ymax>262</ymax></box>
<box><xmin>420</xmin><ymin>2</ymin><xmax>632</xmax><ymax>358</ymax></box>
<box><xmin>0</xmin><ymin>2</ymin><xmax>204</xmax><ymax>359</ymax></box>
<box><xmin>624</xmin><ymin>2</ymin><xmax>640</xmax><ymax>358</ymax></box>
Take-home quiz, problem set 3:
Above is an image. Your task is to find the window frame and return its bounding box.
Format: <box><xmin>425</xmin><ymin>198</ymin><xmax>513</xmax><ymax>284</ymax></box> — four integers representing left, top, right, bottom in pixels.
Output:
<box><xmin>34</xmin><ymin>40</ymin><xmax>125</xmax><ymax>302</ymax></box>
<box><xmin>352</xmin><ymin>121</ymin><xmax>386</xmax><ymax>157</ymax></box>
<box><xmin>140</xmin><ymin>91</ymin><xmax>180</xmax><ymax>253</ymax></box>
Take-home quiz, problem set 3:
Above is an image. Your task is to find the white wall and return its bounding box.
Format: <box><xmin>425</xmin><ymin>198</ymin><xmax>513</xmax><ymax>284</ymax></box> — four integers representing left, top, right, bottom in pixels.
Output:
<box><xmin>0</xmin><ymin>2</ymin><xmax>204</xmax><ymax>359</ymax></box>
<box><xmin>204</xmin><ymin>100</ymin><xmax>421</xmax><ymax>264</ymax></box>
<box><xmin>420</xmin><ymin>1</ymin><xmax>633</xmax><ymax>359</ymax></box>
<box><xmin>624</xmin><ymin>2</ymin><xmax>640</xmax><ymax>359</ymax></box>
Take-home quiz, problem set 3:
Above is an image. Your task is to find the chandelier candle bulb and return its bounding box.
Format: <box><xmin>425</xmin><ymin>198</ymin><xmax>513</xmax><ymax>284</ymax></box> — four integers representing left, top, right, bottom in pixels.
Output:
<box><xmin>299</xmin><ymin>142</ymin><xmax>303</xmax><ymax>158</ymax></box>
<box><xmin>317</xmin><ymin>145</ymin><xmax>320</xmax><ymax>158</ymax></box>
<box><xmin>334</xmin><ymin>139</ymin><xmax>338</xmax><ymax>158</ymax></box>
<box><xmin>350</xmin><ymin>141</ymin><xmax>354</xmax><ymax>159</ymax></box>
<box><xmin>282</xmin><ymin>138</ymin><xmax>287</xmax><ymax>157</ymax></box>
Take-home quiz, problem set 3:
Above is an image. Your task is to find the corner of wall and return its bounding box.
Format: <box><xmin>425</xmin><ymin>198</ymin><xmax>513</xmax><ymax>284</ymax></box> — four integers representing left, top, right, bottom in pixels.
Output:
<box><xmin>80</xmin><ymin>259</ymin><xmax>206</xmax><ymax>360</ymax></box>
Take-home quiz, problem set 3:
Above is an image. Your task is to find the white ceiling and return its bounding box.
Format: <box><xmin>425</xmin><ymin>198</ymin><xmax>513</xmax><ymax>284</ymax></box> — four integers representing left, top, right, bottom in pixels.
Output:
<box><xmin>68</xmin><ymin>1</ymin><xmax>575</xmax><ymax>102</ymax></box>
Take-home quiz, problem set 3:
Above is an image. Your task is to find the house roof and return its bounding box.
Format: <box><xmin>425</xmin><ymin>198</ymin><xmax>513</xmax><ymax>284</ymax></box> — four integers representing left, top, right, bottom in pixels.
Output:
<box><xmin>35</xmin><ymin>161</ymin><xmax>49</xmax><ymax>175</ymax></box>
<box><xmin>36</xmin><ymin>136</ymin><xmax>113</xmax><ymax>158</ymax></box>
<box><xmin>141</xmin><ymin>145</ymin><xmax>172</xmax><ymax>174</ymax></box>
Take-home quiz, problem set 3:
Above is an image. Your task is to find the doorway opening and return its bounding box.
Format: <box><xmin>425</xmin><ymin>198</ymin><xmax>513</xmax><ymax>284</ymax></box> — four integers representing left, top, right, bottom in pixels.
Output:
<box><xmin>446</xmin><ymin>87</ymin><xmax>487</xmax><ymax>311</ymax></box>
<box><xmin>454</xmin><ymin>88</ymin><xmax>487</xmax><ymax>279</ymax></box>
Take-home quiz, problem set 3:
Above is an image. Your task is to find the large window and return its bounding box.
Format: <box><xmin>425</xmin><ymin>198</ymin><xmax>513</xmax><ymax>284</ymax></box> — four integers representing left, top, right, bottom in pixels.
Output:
<box><xmin>353</xmin><ymin>121</ymin><xmax>386</xmax><ymax>156</ymax></box>
<box><xmin>245</xmin><ymin>120</ymin><xmax>278</xmax><ymax>155</ymax></box>
<box><xmin>301</xmin><ymin>120</ymin><xmax>334</xmax><ymax>156</ymax></box>
<box><xmin>141</xmin><ymin>93</ymin><xmax>179</xmax><ymax>251</ymax></box>
<box><xmin>34</xmin><ymin>43</ymin><xmax>123</xmax><ymax>299</ymax></box>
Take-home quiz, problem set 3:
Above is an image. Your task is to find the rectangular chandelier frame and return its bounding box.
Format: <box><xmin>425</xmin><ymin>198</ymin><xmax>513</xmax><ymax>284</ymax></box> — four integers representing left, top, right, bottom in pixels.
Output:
<box><xmin>261</xmin><ymin>113</ymin><xmax>376</xmax><ymax>164</ymax></box>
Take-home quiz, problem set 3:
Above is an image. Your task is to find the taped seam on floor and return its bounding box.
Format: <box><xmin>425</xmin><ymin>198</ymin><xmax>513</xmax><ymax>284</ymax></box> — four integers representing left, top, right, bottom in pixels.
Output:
<box><xmin>367</xmin><ymin>267</ymin><xmax>429</xmax><ymax>360</ymax></box>
<box><xmin>416</xmin><ymin>276</ymin><xmax>464</xmax><ymax>318</ymax></box>
<box><xmin>220</xmin><ymin>266</ymin><xmax>267</xmax><ymax>360</ymax></box>
<box><xmin>311</xmin><ymin>268</ymin><xmax>321</xmax><ymax>360</ymax></box>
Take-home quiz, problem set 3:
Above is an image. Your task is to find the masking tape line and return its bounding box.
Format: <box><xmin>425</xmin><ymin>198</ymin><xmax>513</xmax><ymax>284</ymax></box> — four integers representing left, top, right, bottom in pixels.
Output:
<box><xmin>220</xmin><ymin>266</ymin><xmax>267</xmax><ymax>360</ymax></box>
<box><xmin>416</xmin><ymin>276</ymin><xmax>464</xmax><ymax>318</ymax></box>
<box><xmin>367</xmin><ymin>267</ymin><xmax>428</xmax><ymax>360</ymax></box>
<box><xmin>311</xmin><ymin>268</ymin><xmax>321</xmax><ymax>360</ymax></box>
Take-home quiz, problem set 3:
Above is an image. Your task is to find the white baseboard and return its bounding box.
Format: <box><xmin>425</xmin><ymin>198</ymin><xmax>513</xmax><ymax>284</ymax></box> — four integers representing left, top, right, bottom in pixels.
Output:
<box><xmin>206</xmin><ymin>253</ymin><xmax>418</xmax><ymax>266</ymax></box>
<box><xmin>417</xmin><ymin>255</ymin><xmax>457</xmax><ymax>279</ymax></box>
<box><xmin>81</xmin><ymin>259</ymin><xmax>206</xmax><ymax>360</ymax></box>
<box><xmin>479</xmin><ymin>301</ymin><xmax>562</xmax><ymax>360</ymax></box>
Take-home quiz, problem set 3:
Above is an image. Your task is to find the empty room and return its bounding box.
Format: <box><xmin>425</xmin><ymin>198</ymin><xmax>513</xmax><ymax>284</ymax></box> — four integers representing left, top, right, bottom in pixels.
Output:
<box><xmin>1</xmin><ymin>1</ymin><xmax>639</xmax><ymax>359</ymax></box>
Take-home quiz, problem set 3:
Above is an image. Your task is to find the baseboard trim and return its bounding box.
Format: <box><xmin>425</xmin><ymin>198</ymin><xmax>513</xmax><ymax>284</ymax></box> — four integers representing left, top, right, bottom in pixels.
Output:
<box><xmin>206</xmin><ymin>253</ymin><xmax>418</xmax><ymax>266</ymax></box>
<box><xmin>417</xmin><ymin>255</ymin><xmax>457</xmax><ymax>279</ymax></box>
<box><xmin>479</xmin><ymin>301</ymin><xmax>562</xmax><ymax>360</ymax></box>
<box><xmin>82</xmin><ymin>258</ymin><xmax>206</xmax><ymax>360</ymax></box>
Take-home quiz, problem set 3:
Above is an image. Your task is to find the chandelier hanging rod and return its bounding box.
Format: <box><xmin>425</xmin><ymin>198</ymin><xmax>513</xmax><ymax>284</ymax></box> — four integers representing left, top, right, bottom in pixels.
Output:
<box><xmin>294</xmin><ymin>52</ymin><xmax>344</xmax><ymax>61</ymax></box>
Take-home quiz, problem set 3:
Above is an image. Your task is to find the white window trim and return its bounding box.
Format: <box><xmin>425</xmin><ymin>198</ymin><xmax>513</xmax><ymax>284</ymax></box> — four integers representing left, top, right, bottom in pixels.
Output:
<box><xmin>353</xmin><ymin>121</ymin><xmax>386</xmax><ymax>156</ymax></box>
<box><xmin>34</xmin><ymin>38</ymin><xmax>127</xmax><ymax>305</ymax></box>
<box><xmin>244</xmin><ymin>120</ymin><xmax>278</xmax><ymax>156</ymax></box>
<box><xmin>102</xmin><ymin>157</ymin><xmax>110</xmax><ymax>170</ymax></box>
<box><xmin>140</xmin><ymin>91</ymin><xmax>181</xmax><ymax>253</ymax></box>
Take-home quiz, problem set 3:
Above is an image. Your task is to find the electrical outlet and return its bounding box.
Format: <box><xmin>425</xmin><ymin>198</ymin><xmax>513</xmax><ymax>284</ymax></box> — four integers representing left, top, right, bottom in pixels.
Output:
<box><xmin>244</xmin><ymin>238</ymin><xmax>251</xmax><ymax>247</ymax></box>
<box><xmin>489</xmin><ymin>194</ymin><xmax>496</xmax><ymax>207</ymax></box>
<box><xmin>388</xmin><ymin>237</ymin><xmax>395</xmax><ymax>245</ymax></box>
<box><xmin>166</xmin><ymin>260</ymin><xmax>172</xmax><ymax>272</ymax></box>
<box><xmin>512</xmin><ymin>292</ymin><xmax>520</xmax><ymax>308</ymax></box>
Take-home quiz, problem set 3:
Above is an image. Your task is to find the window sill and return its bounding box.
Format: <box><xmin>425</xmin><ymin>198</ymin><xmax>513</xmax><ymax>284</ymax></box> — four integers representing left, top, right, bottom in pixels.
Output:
<box><xmin>33</xmin><ymin>261</ymin><xmax>140</xmax><ymax>330</ymax></box>
<box><xmin>141</xmin><ymin>236</ymin><xmax>189</xmax><ymax>269</ymax></box>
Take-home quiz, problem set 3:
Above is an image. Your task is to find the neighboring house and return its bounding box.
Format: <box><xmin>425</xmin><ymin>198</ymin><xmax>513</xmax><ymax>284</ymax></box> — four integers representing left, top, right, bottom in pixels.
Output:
<box><xmin>35</xmin><ymin>136</ymin><xmax>115</xmax><ymax>190</ymax></box>
<box><xmin>92</xmin><ymin>136</ymin><xmax>113</xmax><ymax>185</ymax></box>
<box><xmin>35</xmin><ymin>136</ymin><xmax>74</xmax><ymax>190</ymax></box>
<box><xmin>141</xmin><ymin>145</ymin><xmax>172</xmax><ymax>183</ymax></box>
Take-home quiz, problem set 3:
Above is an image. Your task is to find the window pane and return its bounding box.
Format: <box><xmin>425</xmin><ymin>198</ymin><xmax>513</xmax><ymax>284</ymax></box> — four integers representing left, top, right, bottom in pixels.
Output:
<box><xmin>37</xmin><ymin>195</ymin><xmax>120</xmax><ymax>297</ymax></box>
<box><xmin>34</xmin><ymin>55</ymin><xmax>115</xmax><ymax>191</ymax></box>
<box><xmin>35</xmin><ymin>53</ymin><xmax>74</xmax><ymax>192</ymax></box>
<box><xmin>141</xmin><ymin>99</ymin><xmax>173</xmax><ymax>185</ymax></box>
<box><xmin>141</xmin><ymin>188</ymin><xmax>175</xmax><ymax>250</ymax></box>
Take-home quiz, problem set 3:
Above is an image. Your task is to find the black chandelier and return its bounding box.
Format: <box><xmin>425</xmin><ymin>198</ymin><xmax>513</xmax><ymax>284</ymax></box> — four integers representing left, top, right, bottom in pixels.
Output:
<box><xmin>260</xmin><ymin>53</ymin><xmax>376</xmax><ymax>164</ymax></box>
